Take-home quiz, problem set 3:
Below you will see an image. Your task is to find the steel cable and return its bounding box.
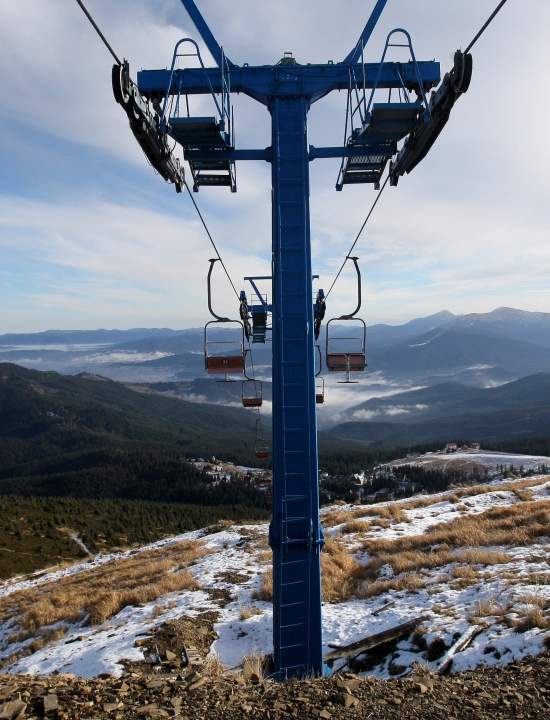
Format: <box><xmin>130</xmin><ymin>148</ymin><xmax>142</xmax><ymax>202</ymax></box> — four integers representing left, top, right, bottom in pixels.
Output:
<box><xmin>465</xmin><ymin>0</ymin><xmax>510</xmax><ymax>53</ymax></box>
<box><xmin>74</xmin><ymin>0</ymin><xmax>121</xmax><ymax>65</ymax></box>
<box><xmin>325</xmin><ymin>174</ymin><xmax>389</xmax><ymax>299</ymax></box>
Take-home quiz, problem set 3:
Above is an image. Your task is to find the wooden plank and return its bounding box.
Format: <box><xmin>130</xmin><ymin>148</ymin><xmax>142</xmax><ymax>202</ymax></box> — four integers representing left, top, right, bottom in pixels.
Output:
<box><xmin>325</xmin><ymin>616</ymin><xmax>427</xmax><ymax>663</ymax></box>
<box><xmin>437</xmin><ymin>624</ymin><xmax>488</xmax><ymax>675</ymax></box>
<box><xmin>373</xmin><ymin>600</ymin><xmax>396</xmax><ymax>616</ymax></box>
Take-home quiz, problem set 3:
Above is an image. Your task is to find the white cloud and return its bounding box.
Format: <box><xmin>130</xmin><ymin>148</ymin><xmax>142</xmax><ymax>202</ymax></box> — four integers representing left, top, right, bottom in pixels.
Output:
<box><xmin>351</xmin><ymin>403</ymin><xmax>428</xmax><ymax>421</ymax></box>
<box><xmin>0</xmin><ymin>195</ymin><xmax>266</xmax><ymax>329</ymax></box>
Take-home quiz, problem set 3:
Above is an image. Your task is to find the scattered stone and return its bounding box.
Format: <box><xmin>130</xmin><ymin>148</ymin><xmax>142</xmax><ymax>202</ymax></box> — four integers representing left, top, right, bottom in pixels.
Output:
<box><xmin>336</xmin><ymin>692</ymin><xmax>358</xmax><ymax>708</ymax></box>
<box><xmin>415</xmin><ymin>682</ymin><xmax>431</xmax><ymax>694</ymax></box>
<box><xmin>103</xmin><ymin>702</ymin><xmax>122</xmax><ymax>712</ymax></box>
<box><xmin>0</xmin><ymin>700</ymin><xmax>27</xmax><ymax>720</ymax></box>
<box><xmin>64</xmin><ymin>636</ymin><xmax>84</xmax><ymax>645</ymax></box>
<box><xmin>186</xmin><ymin>676</ymin><xmax>208</xmax><ymax>692</ymax></box>
<box><xmin>42</xmin><ymin>693</ymin><xmax>58</xmax><ymax>715</ymax></box>
<box><xmin>0</xmin><ymin>648</ymin><xmax>549</xmax><ymax>719</ymax></box>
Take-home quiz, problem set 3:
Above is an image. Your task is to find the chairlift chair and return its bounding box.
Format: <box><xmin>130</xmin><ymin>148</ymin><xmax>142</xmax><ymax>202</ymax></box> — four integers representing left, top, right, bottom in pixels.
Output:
<box><xmin>336</xmin><ymin>29</ymin><xmax>431</xmax><ymax>191</ymax></box>
<box><xmin>204</xmin><ymin>320</ymin><xmax>245</xmax><ymax>378</ymax></box>
<box><xmin>315</xmin><ymin>344</ymin><xmax>325</xmax><ymax>404</ymax></box>
<box><xmin>255</xmin><ymin>419</ymin><xmax>270</xmax><ymax>460</ymax></box>
<box><xmin>325</xmin><ymin>256</ymin><xmax>367</xmax><ymax>384</ymax></box>
<box><xmin>255</xmin><ymin>446</ymin><xmax>270</xmax><ymax>460</ymax></box>
<box><xmin>160</xmin><ymin>38</ymin><xmax>236</xmax><ymax>192</ymax></box>
<box><xmin>242</xmin><ymin>379</ymin><xmax>263</xmax><ymax>408</ymax></box>
<box><xmin>316</xmin><ymin>377</ymin><xmax>325</xmax><ymax>405</ymax></box>
<box><xmin>204</xmin><ymin>258</ymin><xmax>245</xmax><ymax>380</ymax></box>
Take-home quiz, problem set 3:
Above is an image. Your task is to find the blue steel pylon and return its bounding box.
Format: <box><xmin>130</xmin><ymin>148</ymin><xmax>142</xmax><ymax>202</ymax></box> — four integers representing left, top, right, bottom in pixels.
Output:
<box><xmin>137</xmin><ymin>0</ymin><xmax>441</xmax><ymax>679</ymax></box>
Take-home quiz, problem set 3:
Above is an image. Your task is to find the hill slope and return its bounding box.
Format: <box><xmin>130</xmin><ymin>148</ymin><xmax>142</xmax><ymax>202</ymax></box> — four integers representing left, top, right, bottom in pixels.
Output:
<box><xmin>344</xmin><ymin>373</ymin><xmax>550</xmax><ymax>423</ymax></box>
<box><xmin>0</xmin><ymin>475</ymin><xmax>548</xmax><ymax>684</ymax></box>
<box><xmin>329</xmin><ymin>373</ymin><xmax>550</xmax><ymax>447</ymax></box>
<box><xmin>0</xmin><ymin>363</ymin><xmax>271</xmax><ymax>500</ymax></box>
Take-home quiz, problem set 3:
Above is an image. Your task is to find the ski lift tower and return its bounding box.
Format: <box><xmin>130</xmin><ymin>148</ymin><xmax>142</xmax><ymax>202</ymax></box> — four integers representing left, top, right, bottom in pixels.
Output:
<box><xmin>137</xmin><ymin>0</ymin><xmax>441</xmax><ymax>678</ymax></box>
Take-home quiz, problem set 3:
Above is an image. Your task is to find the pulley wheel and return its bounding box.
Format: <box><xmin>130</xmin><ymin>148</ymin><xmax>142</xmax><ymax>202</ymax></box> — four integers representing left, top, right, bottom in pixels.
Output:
<box><xmin>112</xmin><ymin>62</ymin><xmax>131</xmax><ymax>108</ymax></box>
<box><xmin>453</xmin><ymin>51</ymin><xmax>473</xmax><ymax>95</ymax></box>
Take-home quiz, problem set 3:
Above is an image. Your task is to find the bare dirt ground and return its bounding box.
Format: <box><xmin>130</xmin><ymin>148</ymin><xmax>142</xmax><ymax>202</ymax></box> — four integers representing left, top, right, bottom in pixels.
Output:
<box><xmin>0</xmin><ymin>650</ymin><xmax>549</xmax><ymax>719</ymax></box>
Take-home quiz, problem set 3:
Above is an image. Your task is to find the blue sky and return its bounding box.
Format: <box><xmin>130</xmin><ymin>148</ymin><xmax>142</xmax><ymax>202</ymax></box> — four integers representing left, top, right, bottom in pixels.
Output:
<box><xmin>1</xmin><ymin>0</ymin><xmax>549</xmax><ymax>333</ymax></box>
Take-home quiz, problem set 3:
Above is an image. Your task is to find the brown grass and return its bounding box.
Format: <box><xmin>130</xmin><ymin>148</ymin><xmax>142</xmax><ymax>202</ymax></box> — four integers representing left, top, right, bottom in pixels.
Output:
<box><xmin>451</xmin><ymin>565</ymin><xmax>480</xmax><ymax>588</ymax></box>
<box><xmin>468</xmin><ymin>599</ymin><xmax>511</xmax><ymax>624</ymax></box>
<box><xmin>322</xmin><ymin>509</ymin><xmax>351</xmax><ymax>527</ymax></box>
<box><xmin>361</xmin><ymin>501</ymin><xmax>550</xmax><ymax>561</ymax></box>
<box><xmin>252</xmin><ymin>569</ymin><xmax>273</xmax><ymax>601</ymax></box>
<box><xmin>257</xmin><ymin>550</ymin><xmax>272</xmax><ymax>564</ymax></box>
<box><xmin>261</xmin><ymin>492</ymin><xmax>550</xmax><ymax>607</ymax></box>
<box><xmin>356</xmin><ymin>573</ymin><xmax>424</xmax><ymax>599</ymax></box>
<box><xmin>361</xmin><ymin>548</ymin><xmax>510</xmax><ymax>578</ymax></box>
<box><xmin>340</xmin><ymin>518</ymin><xmax>371</xmax><ymax>534</ymax></box>
<box><xmin>521</xmin><ymin>573</ymin><xmax>550</xmax><ymax>586</ymax></box>
<box><xmin>240</xmin><ymin>607</ymin><xmax>263</xmax><ymax>620</ymax></box>
<box><xmin>321</xmin><ymin>550</ymin><xmax>361</xmax><ymax>603</ymax></box>
<box><xmin>241</xmin><ymin>653</ymin><xmax>266</xmax><ymax>682</ymax></box>
<box><xmin>323</xmin><ymin>477</ymin><xmax>549</xmax><ymax>530</ymax></box>
<box><xmin>0</xmin><ymin>540</ymin><xmax>204</xmax><ymax>633</ymax></box>
<box><xmin>323</xmin><ymin>503</ymin><xmax>408</xmax><ymax>529</ymax></box>
<box><xmin>203</xmin><ymin>654</ymin><xmax>226</xmax><ymax>678</ymax></box>
<box><xmin>354</xmin><ymin>504</ymin><xmax>409</xmax><ymax>523</ymax></box>
<box><xmin>514</xmin><ymin>488</ymin><xmax>534</xmax><ymax>502</ymax></box>
<box><xmin>252</xmin><ymin>540</ymin><xmax>362</xmax><ymax>604</ymax></box>
<box><xmin>513</xmin><ymin>607</ymin><xmax>550</xmax><ymax>632</ymax></box>
<box><xmin>515</xmin><ymin>593</ymin><xmax>548</xmax><ymax>609</ymax></box>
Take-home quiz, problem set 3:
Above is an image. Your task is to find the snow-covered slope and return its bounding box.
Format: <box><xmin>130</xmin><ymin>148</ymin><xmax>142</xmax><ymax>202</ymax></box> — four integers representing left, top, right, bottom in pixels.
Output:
<box><xmin>389</xmin><ymin>451</ymin><xmax>550</xmax><ymax>479</ymax></box>
<box><xmin>1</xmin><ymin>477</ymin><xmax>548</xmax><ymax>679</ymax></box>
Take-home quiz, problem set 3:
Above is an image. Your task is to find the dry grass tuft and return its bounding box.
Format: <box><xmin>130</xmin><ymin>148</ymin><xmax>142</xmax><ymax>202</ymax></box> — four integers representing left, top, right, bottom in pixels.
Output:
<box><xmin>322</xmin><ymin>535</ymin><xmax>345</xmax><ymax>556</ymax></box>
<box><xmin>240</xmin><ymin>607</ymin><xmax>263</xmax><ymax>621</ymax></box>
<box><xmin>321</xmin><ymin>550</ymin><xmax>361</xmax><ymax>603</ymax></box>
<box><xmin>515</xmin><ymin>593</ymin><xmax>548</xmax><ymax>609</ymax></box>
<box><xmin>340</xmin><ymin>518</ymin><xmax>371</xmax><ymax>535</ymax></box>
<box><xmin>468</xmin><ymin>599</ymin><xmax>510</xmax><ymax>624</ymax></box>
<box><xmin>451</xmin><ymin>565</ymin><xmax>480</xmax><ymax>588</ymax></box>
<box><xmin>252</xmin><ymin>569</ymin><xmax>273</xmax><ymax>602</ymax></box>
<box><xmin>241</xmin><ymin>653</ymin><xmax>266</xmax><ymax>682</ymax></box>
<box><xmin>0</xmin><ymin>540</ymin><xmax>204</xmax><ymax>633</ymax></box>
<box><xmin>361</xmin><ymin>548</ymin><xmax>510</xmax><ymax>578</ymax></box>
<box><xmin>323</xmin><ymin>502</ymin><xmax>409</xmax><ymax>529</ymax></box>
<box><xmin>356</xmin><ymin>572</ymin><xmax>424</xmax><ymax>599</ymax></box>
<box><xmin>203</xmin><ymin>653</ymin><xmax>226</xmax><ymax>678</ymax></box>
<box><xmin>256</xmin><ymin>549</ymin><xmax>272</xmax><ymax>564</ymax></box>
<box><xmin>514</xmin><ymin>488</ymin><xmax>534</xmax><ymax>502</ymax></box>
<box><xmin>513</xmin><ymin>607</ymin><xmax>550</xmax><ymax>632</ymax></box>
<box><xmin>522</xmin><ymin>572</ymin><xmax>550</xmax><ymax>586</ymax></box>
<box><xmin>322</xmin><ymin>509</ymin><xmax>351</xmax><ymax>527</ymax></box>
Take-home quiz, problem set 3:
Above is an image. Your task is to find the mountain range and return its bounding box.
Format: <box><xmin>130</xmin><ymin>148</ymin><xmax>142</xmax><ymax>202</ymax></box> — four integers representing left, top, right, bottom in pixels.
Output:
<box><xmin>330</xmin><ymin>372</ymin><xmax>550</xmax><ymax>448</ymax></box>
<box><xmin>3</xmin><ymin>308</ymin><xmax>550</xmax><ymax>389</ymax></box>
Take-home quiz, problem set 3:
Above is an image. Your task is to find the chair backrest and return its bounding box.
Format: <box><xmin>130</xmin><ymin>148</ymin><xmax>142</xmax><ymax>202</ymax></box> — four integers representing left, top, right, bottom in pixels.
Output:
<box><xmin>206</xmin><ymin>355</ymin><xmax>245</xmax><ymax>374</ymax></box>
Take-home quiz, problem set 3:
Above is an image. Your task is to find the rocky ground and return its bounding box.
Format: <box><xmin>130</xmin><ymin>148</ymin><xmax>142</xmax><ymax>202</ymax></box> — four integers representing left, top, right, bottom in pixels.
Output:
<box><xmin>0</xmin><ymin>650</ymin><xmax>549</xmax><ymax>720</ymax></box>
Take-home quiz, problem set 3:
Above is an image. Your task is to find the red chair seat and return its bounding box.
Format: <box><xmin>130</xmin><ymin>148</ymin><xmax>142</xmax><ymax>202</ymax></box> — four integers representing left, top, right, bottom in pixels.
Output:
<box><xmin>242</xmin><ymin>398</ymin><xmax>262</xmax><ymax>408</ymax></box>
